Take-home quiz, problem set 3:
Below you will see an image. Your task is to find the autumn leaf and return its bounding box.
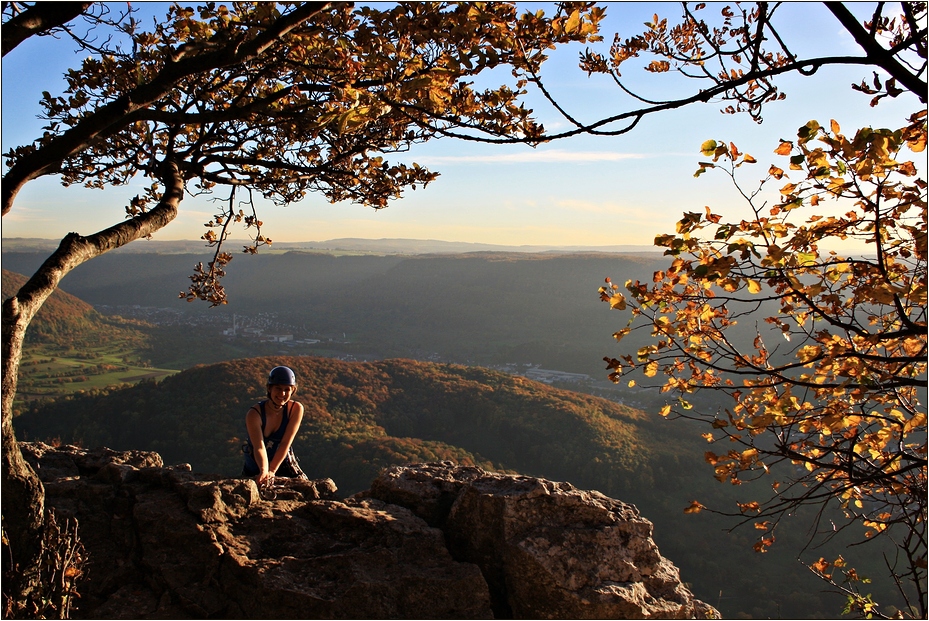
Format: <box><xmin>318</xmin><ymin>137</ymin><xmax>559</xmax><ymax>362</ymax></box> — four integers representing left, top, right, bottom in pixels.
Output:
<box><xmin>683</xmin><ymin>500</ymin><xmax>705</xmax><ymax>514</ymax></box>
<box><xmin>564</xmin><ymin>9</ymin><xmax>581</xmax><ymax>34</ymax></box>
<box><xmin>700</xmin><ymin>140</ymin><xmax>718</xmax><ymax>156</ymax></box>
<box><xmin>612</xmin><ymin>328</ymin><xmax>631</xmax><ymax>342</ymax></box>
<box><xmin>774</xmin><ymin>141</ymin><xmax>793</xmax><ymax>155</ymax></box>
<box><xmin>797</xmin><ymin>345</ymin><xmax>822</xmax><ymax>363</ymax></box>
<box><xmin>644</xmin><ymin>360</ymin><xmax>659</xmax><ymax>377</ymax></box>
<box><xmin>811</xmin><ymin>557</ymin><xmax>831</xmax><ymax>574</ymax></box>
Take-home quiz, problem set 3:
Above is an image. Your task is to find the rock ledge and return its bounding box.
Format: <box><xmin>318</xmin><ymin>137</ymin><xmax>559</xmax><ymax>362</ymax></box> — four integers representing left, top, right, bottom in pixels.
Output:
<box><xmin>23</xmin><ymin>444</ymin><xmax>719</xmax><ymax>619</ymax></box>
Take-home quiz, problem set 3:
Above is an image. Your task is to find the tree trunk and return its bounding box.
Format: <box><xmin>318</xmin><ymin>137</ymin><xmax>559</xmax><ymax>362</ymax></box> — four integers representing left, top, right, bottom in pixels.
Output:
<box><xmin>1</xmin><ymin>162</ymin><xmax>184</xmax><ymax>613</ymax></box>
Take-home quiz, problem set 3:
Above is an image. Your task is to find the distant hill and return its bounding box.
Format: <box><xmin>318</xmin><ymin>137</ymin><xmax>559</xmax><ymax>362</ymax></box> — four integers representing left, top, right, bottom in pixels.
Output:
<box><xmin>15</xmin><ymin>354</ymin><xmax>877</xmax><ymax>619</ymax></box>
<box><xmin>2</xmin><ymin>269</ymin><xmax>95</xmax><ymax>333</ymax></box>
<box><xmin>1</xmin><ymin>237</ymin><xmax>660</xmax><ymax>255</ymax></box>
<box><xmin>1</xmin><ymin>269</ymin><xmax>146</xmax><ymax>345</ymax></box>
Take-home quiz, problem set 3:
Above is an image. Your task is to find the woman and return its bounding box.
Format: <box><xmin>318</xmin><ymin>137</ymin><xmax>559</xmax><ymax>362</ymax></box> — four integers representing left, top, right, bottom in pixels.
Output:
<box><xmin>242</xmin><ymin>365</ymin><xmax>306</xmax><ymax>483</ymax></box>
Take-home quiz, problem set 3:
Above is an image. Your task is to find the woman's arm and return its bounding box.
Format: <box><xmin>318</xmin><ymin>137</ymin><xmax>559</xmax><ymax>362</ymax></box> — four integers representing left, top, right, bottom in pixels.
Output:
<box><xmin>267</xmin><ymin>401</ymin><xmax>304</xmax><ymax>476</ymax></box>
<box><xmin>245</xmin><ymin>406</ymin><xmax>271</xmax><ymax>484</ymax></box>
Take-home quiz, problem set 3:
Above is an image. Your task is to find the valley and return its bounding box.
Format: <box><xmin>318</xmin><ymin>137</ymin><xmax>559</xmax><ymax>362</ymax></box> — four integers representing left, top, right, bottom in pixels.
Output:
<box><xmin>3</xmin><ymin>243</ymin><xmax>906</xmax><ymax>619</ymax></box>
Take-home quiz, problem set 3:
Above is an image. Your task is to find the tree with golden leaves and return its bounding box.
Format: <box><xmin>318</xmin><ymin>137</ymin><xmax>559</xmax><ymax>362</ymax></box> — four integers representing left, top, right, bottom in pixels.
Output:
<box><xmin>600</xmin><ymin>74</ymin><xmax>927</xmax><ymax>621</ymax></box>
<box><xmin>592</xmin><ymin>3</ymin><xmax>926</xmax><ymax>616</ymax></box>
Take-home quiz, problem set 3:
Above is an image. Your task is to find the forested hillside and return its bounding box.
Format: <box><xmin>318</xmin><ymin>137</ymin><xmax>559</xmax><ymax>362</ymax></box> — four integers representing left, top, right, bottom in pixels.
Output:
<box><xmin>16</xmin><ymin>355</ymin><xmax>897</xmax><ymax>619</ymax></box>
<box><xmin>17</xmin><ymin>356</ymin><xmax>660</xmax><ymax>493</ymax></box>
<box><xmin>3</xmin><ymin>270</ymin><xmax>168</xmax><ymax>409</ymax></box>
<box><xmin>1</xmin><ymin>269</ymin><xmax>146</xmax><ymax>346</ymax></box>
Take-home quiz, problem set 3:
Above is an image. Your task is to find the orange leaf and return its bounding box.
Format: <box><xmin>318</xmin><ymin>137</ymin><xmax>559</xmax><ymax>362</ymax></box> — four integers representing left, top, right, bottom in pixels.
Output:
<box><xmin>683</xmin><ymin>500</ymin><xmax>705</xmax><ymax>514</ymax></box>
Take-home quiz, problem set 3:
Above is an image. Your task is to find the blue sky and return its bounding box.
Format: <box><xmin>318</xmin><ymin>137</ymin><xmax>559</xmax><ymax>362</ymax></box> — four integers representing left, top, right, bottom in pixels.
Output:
<box><xmin>1</xmin><ymin>2</ymin><xmax>922</xmax><ymax>247</ymax></box>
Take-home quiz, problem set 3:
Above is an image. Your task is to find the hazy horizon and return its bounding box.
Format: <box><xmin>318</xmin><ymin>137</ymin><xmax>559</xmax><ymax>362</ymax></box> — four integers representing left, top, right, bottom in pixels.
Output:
<box><xmin>1</xmin><ymin>236</ymin><xmax>662</xmax><ymax>254</ymax></box>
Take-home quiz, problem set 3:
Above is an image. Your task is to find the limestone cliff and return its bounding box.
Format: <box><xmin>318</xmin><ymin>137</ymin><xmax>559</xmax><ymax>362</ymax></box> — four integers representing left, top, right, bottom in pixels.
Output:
<box><xmin>22</xmin><ymin>443</ymin><xmax>719</xmax><ymax>619</ymax></box>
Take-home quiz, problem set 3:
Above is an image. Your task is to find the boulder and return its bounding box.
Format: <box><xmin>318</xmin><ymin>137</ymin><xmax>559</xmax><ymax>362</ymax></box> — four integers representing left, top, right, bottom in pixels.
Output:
<box><xmin>22</xmin><ymin>444</ymin><xmax>718</xmax><ymax>619</ymax></box>
<box><xmin>368</xmin><ymin>462</ymin><xmax>719</xmax><ymax>619</ymax></box>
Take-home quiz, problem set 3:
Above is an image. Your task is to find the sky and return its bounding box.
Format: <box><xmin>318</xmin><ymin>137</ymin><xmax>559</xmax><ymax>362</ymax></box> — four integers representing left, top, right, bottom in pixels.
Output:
<box><xmin>1</xmin><ymin>2</ymin><xmax>923</xmax><ymax>248</ymax></box>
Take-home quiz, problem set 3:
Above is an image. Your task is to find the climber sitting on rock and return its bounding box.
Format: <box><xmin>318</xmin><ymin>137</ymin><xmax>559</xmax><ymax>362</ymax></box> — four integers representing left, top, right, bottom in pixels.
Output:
<box><xmin>242</xmin><ymin>365</ymin><xmax>307</xmax><ymax>484</ymax></box>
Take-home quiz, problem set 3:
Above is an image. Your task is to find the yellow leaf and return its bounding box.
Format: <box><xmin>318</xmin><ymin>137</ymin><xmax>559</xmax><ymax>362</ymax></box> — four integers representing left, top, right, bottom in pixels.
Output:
<box><xmin>747</xmin><ymin>279</ymin><xmax>762</xmax><ymax>293</ymax></box>
<box><xmin>774</xmin><ymin>141</ymin><xmax>793</xmax><ymax>155</ymax></box>
<box><xmin>904</xmin><ymin>412</ymin><xmax>927</xmax><ymax>434</ymax></box>
<box><xmin>659</xmin><ymin>404</ymin><xmax>672</xmax><ymax>417</ymax></box>
<box><xmin>612</xmin><ymin>328</ymin><xmax>630</xmax><ymax>342</ymax></box>
<box><xmin>564</xmin><ymin>9</ymin><xmax>581</xmax><ymax>34</ymax></box>
<box><xmin>627</xmin><ymin>379</ymin><xmax>636</xmax><ymax>388</ymax></box>
<box><xmin>797</xmin><ymin>345</ymin><xmax>822</xmax><ymax>363</ymax></box>
<box><xmin>700</xmin><ymin>139</ymin><xmax>718</xmax><ymax>156</ymax></box>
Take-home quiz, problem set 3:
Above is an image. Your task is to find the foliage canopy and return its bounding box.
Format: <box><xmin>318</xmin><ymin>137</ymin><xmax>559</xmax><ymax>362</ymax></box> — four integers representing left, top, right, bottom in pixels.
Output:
<box><xmin>602</xmin><ymin>110</ymin><xmax>927</xmax><ymax>616</ymax></box>
<box><xmin>590</xmin><ymin>3</ymin><xmax>927</xmax><ymax>616</ymax></box>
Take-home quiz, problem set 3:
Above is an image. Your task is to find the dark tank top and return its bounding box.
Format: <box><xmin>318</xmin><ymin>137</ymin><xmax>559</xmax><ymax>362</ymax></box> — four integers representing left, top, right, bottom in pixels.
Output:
<box><xmin>242</xmin><ymin>400</ymin><xmax>290</xmax><ymax>475</ymax></box>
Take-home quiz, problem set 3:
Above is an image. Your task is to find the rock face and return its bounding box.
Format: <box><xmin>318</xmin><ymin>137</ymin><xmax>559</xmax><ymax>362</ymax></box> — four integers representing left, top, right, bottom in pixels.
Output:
<box><xmin>23</xmin><ymin>444</ymin><xmax>719</xmax><ymax>619</ymax></box>
<box><xmin>366</xmin><ymin>462</ymin><xmax>718</xmax><ymax>620</ymax></box>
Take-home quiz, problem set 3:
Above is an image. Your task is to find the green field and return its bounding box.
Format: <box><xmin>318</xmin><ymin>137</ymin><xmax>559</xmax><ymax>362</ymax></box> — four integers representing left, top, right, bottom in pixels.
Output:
<box><xmin>15</xmin><ymin>341</ymin><xmax>178</xmax><ymax>412</ymax></box>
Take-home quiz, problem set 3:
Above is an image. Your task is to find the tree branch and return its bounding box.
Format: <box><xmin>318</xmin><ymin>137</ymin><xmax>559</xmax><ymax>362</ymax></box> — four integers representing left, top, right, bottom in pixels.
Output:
<box><xmin>825</xmin><ymin>2</ymin><xmax>928</xmax><ymax>102</ymax></box>
<box><xmin>1</xmin><ymin>2</ymin><xmax>91</xmax><ymax>57</ymax></box>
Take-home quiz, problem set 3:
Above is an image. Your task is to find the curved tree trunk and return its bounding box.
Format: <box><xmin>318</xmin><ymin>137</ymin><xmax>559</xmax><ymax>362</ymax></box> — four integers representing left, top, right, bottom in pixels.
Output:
<box><xmin>1</xmin><ymin>162</ymin><xmax>184</xmax><ymax>613</ymax></box>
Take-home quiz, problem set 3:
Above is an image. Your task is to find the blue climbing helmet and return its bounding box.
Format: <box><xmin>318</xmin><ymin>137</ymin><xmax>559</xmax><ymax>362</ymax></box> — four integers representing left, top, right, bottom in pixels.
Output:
<box><xmin>267</xmin><ymin>365</ymin><xmax>296</xmax><ymax>387</ymax></box>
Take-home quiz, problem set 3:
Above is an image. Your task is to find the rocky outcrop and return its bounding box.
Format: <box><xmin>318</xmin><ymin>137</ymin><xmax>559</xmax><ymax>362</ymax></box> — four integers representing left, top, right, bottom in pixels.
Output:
<box><xmin>22</xmin><ymin>443</ymin><xmax>719</xmax><ymax>619</ymax></box>
<box><xmin>366</xmin><ymin>462</ymin><xmax>719</xmax><ymax>619</ymax></box>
